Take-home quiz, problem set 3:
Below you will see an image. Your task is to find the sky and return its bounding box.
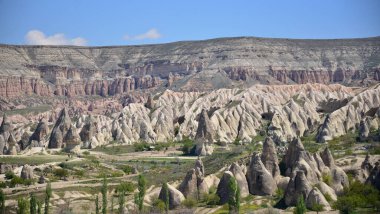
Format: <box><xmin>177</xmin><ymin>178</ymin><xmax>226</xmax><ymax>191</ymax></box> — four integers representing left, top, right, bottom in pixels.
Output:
<box><xmin>0</xmin><ymin>0</ymin><xmax>379</xmax><ymax>46</ymax></box>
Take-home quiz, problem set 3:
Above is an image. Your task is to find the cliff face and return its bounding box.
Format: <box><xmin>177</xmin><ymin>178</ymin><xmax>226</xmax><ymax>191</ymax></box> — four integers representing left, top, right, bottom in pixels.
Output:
<box><xmin>0</xmin><ymin>37</ymin><xmax>380</xmax><ymax>98</ymax></box>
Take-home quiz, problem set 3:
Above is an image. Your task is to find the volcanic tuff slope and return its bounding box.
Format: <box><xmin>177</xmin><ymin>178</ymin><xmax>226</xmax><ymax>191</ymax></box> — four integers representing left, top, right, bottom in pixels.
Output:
<box><xmin>0</xmin><ymin>36</ymin><xmax>380</xmax><ymax>98</ymax></box>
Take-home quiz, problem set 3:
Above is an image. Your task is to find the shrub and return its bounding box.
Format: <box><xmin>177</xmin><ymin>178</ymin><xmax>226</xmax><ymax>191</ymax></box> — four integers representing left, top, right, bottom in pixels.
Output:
<box><xmin>116</xmin><ymin>182</ymin><xmax>135</xmax><ymax>193</ymax></box>
<box><xmin>310</xmin><ymin>203</ymin><xmax>324</xmax><ymax>213</ymax></box>
<box><xmin>134</xmin><ymin>142</ymin><xmax>149</xmax><ymax>152</ymax></box>
<box><xmin>274</xmin><ymin>188</ymin><xmax>284</xmax><ymax>202</ymax></box>
<box><xmin>5</xmin><ymin>171</ymin><xmax>15</xmax><ymax>180</ymax></box>
<box><xmin>322</xmin><ymin>173</ymin><xmax>332</xmax><ymax>186</ymax></box>
<box><xmin>323</xmin><ymin>192</ymin><xmax>333</xmax><ymax>203</ymax></box>
<box><xmin>182</xmin><ymin>198</ymin><xmax>197</xmax><ymax>208</ymax></box>
<box><xmin>293</xmin><ymin>196</ymin><xmax>306</xmax><ymax>214</ymax></box>
<box><xmin>180</xmin><ymin>138</ymin><xmax>196</xmax><ymax>155</ymax></box>
<box><xmin>202</xmin><ymin>192</ymin><xmax>220</xmax><ymax>206</ymax></box>
<box><xmin>333</xmin><ymin>180</ymin><xmax>380</xmax><ymax>214</ymax></box>
<box><xmin>120</xmin><ymin>165</ymin><xmax>134</xmax><ymax>175</ymax></box>
<box><xmin>53</xmin><ymin>168</ymin><xmax>69</xmax><ymax>179</ymax></box>
<box><xmin>10</xmin><ymin>176</ymin><xmax>24</xmax><ymax>187</ymax></box>
<box><xmin>152</xmin><ymin>199</ymin><xmax>166</xmax><ymax>213</ymax></box>
<box><xmin>58</xmin><ymin>162</ymin><xmax>72</xmax><ymax>169</ymax></box>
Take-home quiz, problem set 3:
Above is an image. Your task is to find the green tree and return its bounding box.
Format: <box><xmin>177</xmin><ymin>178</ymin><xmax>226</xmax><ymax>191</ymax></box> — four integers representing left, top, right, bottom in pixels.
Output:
<box><xmin>30</xmin><ymin>193</ymin><xmax>37</xmax><ymax>214</ymax></box>
<box><xmin>44</xmin><ymin>182</ymin><xmax>52</xmax><ymax>214</ymax></box>
<box><xmin>162</xmin><ymin>183</ymin><xmax>169</xmax><ymax>213</ymax></box>
<box><xmin>118</xmin><ymin>190</ymin><xmax>125</xmax><ymax>214</ymax></box>
<box><xmin>111</xmin><ymin>195</ymin><xmax>114</xmax><ymax>214</ymax></box>
<box><xmin>0</xmin><ymin>189</ymin><xmax>5</xmax><ymax>214</ymax></box>
<box><xmin>134</xmin><ymin>175</ymin><xmax>146</xmax><ymax>212</ymax></box>
<box><xmin>293</xmin><ymin>196</ymin><xmax>306</xmax><ymax>214</ymax></box>
<box><xmin>228</xmin><ymin>177</ymin><xmax>239</xmax><ymax>214</ymax></box>
<box><xmin>235</xmin><ymin>185</ymin><xmax>240</xmax><ymax>214</ymax></box>
<box><xmin>95</xmin><ymin>195</ymin><xmax>100</xmax><ymax>214</ymax></box>
<box><xmin>101</xmin><ymin>177</ymin><xmax>108</xmax><ymax>214</ymax></box>
<box><xmin>37</xmin><ymin>201</ymin><xmax>42</xmax><ymax>214</ymax></box>
<box><xmin>334</xmin><ymin>180</ymin><xmax>380</xmax><ymax>214</ymax></box>
<box><xmin>17</xmin><ymin>197</ymin><xmax>28</xmax><ymax>214</ymax></box>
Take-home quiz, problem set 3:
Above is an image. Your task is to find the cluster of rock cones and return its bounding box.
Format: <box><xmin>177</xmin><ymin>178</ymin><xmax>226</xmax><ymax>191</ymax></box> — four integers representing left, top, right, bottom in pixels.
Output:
<box><xmin>157</xmin><ymin>137</ymin><xmax>380</xmax><ymax>211</ymax></box>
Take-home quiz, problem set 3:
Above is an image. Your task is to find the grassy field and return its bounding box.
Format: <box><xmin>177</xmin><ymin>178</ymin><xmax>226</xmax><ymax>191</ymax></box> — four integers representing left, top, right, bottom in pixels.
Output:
<box><xmin>2</xmin><ymin>105</ymin><xmax>51</xmax><ymax>116</ymax></box>
<box><xmin>0</xmin><ymin>154</ymin><xmax>68</xmax><ymax>165</ymax></box>
<box><xmin>91</xmin><ymin>144</ymin><xmax>136</xmax><ymax>155</ymax></box>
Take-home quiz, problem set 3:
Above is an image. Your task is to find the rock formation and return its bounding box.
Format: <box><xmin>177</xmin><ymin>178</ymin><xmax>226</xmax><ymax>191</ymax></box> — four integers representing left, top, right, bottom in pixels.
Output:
<box><xmin>261</xmin><ymin>137</ymin><xmax>280</xmax><ymax>179</ymax></box>
<box><xmin>228</xmin><ymin>163</ymin><xmax>249</xmax><ymax>198</ymax></box>
<box><xmin>0</xmin><ymin>37</ymin><xmax>379</xmax><ymax>99</ymax></box>
<box><xmin>246</xmin><ymin>153</ymin><xmax>277</xmax><ymax>196</ymax></box>
<box><xmin>178</xmin><ymin>158</ymin><xmax>208</xmax><ymax>198</ymax></box>
<box><xmin>216</xmin><ymin>171</ymin><xmax>236</xmax><ymax>204</ymax></box>
<box><xmin>20</xmin><ymin>164</ymin><xmax>34</xmax><ymax>180</ymax></box>
<box><xmin>195</xmin><ymin>109</ymin><xmax>215</xmax><ymax>143</ymax></box>
<box><xmin>48</xmin><ymin>108</ymin><xmax>72</xmax><ymax>148</ymax></box>
<box><xmin>284</xmin><ymin>171</ymin><xmax>312</xmax><ymax>206</ymax></box>
<box><xmin>79</xmin><ymin>116</ymin><xmax>96</xmax><ymax>148</ymax></box>
<box><xmin>29</xmin><ymin>119</ymin><xmax>49</xmax><ymax>147</ymax></box>
<box><xmin>158</xmin><ymin>183</ymin><xmax>185</xmax><ymax>209</ymax></box>
<box><xmin>63</xmin><ymin>126</ymin><xmax>81</xmax><ymax>152</ymax></box>
<box><xmin>306</xmin><ymin>187</ymin><xmax>331</xmax><ymax>211</ymax></box>
<box><xmin>366</xmin><ymin>163</ymin><xmax>380</xmax><ymax>190</ymax></box>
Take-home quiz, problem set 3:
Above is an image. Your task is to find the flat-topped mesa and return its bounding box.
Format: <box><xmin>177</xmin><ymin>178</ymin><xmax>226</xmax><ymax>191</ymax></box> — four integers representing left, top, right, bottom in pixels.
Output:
<box><xmin>1</xmin><ymin>37</ymin><xmax>379</xmax><ymax>98</ymax></box>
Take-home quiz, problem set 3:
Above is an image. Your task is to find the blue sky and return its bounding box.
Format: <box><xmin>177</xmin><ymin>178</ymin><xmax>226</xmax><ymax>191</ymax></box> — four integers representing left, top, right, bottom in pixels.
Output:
<box><xmin>0</xmin><ymin>0</ymin><xmax>379</xmax><ymax>46</ymax></box>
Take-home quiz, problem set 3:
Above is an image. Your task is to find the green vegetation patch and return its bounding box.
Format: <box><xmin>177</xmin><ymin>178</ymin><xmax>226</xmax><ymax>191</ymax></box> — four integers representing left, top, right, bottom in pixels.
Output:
<box><xmin>2</xmin><ymin>105</ymin><xmax>51</xmax><ymax>116</ymax></box>
<box><xmin>0</xmin><ymin>155</ymin><xmax>67</xmax><ymax>165</ymax></box>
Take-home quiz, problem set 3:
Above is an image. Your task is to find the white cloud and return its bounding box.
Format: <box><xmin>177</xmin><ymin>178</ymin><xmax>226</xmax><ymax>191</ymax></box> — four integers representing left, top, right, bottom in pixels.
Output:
<box><xmin>25</xmin><ymin>30</ymin><xmax>87</xmax><ymax>46</ymax></box>
<box><xmin>123</xmin><ymin>28</ymin><xmax>162</xmax><ymax>40</ymax></box>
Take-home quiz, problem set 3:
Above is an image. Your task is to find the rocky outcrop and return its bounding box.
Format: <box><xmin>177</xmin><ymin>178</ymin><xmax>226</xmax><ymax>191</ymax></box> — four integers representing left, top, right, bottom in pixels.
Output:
<box><xmin>20</xmin><ymin>164</ymin><xmax>34</xmax><ymax>180</ymax></box>
<box><xmin>178</xmin><ymin>159</ymin><xmax>208</xmax><ymax>198</ymax></box>
<box><xmin>358</xmin><ymin>118</ymin><xmax>370</xmax><ymax>141</ymax></box>
<box><xmin>229</xmin><ymin>163</ymin><xmax>249</xmax><ymax>198</ymax></box>
<box><xmin>194</xmin><ymin>142</ymin><xmax>213</xmax><ymax>156</ymax></box>
<box><xmin>317</xmin><ymin>85</ymin><xmax>380</xmax><ymax>142</ymax></box>
<box><xmin>158</xmin><ymin>183</ymin><xmax>185</xmax><ymax>209</ymax></box>
<box><xmin>29</xmin><ymin>119</ymin><xmax>49</xmax><ymax>147</ymax></box>
<box><xmin>48</xmin><ymin>108</ymin><xmax>72</xmax><ymax>148</ymax></box>
<box><xmin>195</xmin><ymin>109</ymin><xmax>215</xmax><ymax>143</ymax></box>
<box><xmin>6</xmin><ymin>134</ymin><xmax>18</xmax><ymax>155</ymax></box>
<box><xmin>246</xmin><ymin>153</ymin><xmax>277</xmax><ymax>196</ymax></box>
<box><xmin>63</xmin><ymin>126</ymin><xmax>81</xmax><ymax>152</ymax></box>
<box><xmin>306</xmin><ymin>187</ymin><xmax>331</xmax><ymax>211</ymax></box>
<box><xmin>0</xmin><ymin>114</ymin><xmax>12</xmax><ymax>134</ymax></box>
<box><xmin>145</xmin><ymin>95</ymin><xmax>155</xmax><ymax>109</ymax></box>
<box><xmin>284</xmin><ymin>171</ymin><xmax>312</xmax><ymax>206</ymax></box>
<box><xmin>261</xmin><ymin>137</ymin><xmax>280</xmax><ymax>179</ymax></box>
<box><xmin>216</xmin><ymin>171</ymin><xmax>236</xmax><ymax>204</ymax></box>
<box><xmin>0</xmin><ymin>163</ymin><xmax>17</xmax><ymax>174</ymax></box>
<box><xmin>366</xmin><ymin>164</ymin><xmax>380</xmax><ymax>190</ymax></box>
<box><xmin>317</xmin><ymin>181</ymin><xmax>337</xmax><ymax>201</ymax></box>
<box><xmin>79</xmin><ymin>116</ymin><xmax>96</xmax><ymax>148</ymax></box>
<box><xmin>320</xmin><ymin>147</ymin><xmax>335</xmax><ymax>168</ymax></box>
<box><xmin>1</xmin><ymin>37</ymin><xmax>379</xmax><ymax>98</ymax></box>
